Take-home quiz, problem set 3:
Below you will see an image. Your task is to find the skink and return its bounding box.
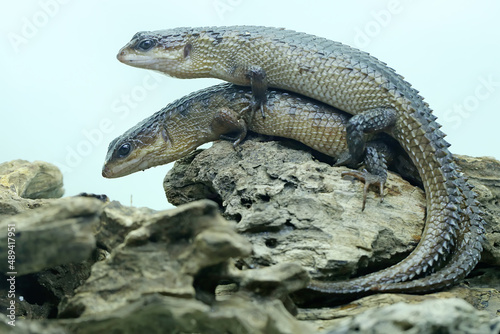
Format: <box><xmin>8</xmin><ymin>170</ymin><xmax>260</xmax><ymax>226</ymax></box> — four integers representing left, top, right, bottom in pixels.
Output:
<box><xmin>103</xmin><ymin>83</ymin><xmax>392</xmax><ymax>182</ymax></box>
<box><xmin>115</xmin><ymin>26</ymin><xmax>485</xmax><ymax>294</ymax></box>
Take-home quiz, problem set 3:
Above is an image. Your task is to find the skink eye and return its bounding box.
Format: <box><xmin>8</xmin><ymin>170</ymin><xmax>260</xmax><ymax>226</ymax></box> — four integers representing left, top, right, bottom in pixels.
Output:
<box><xmin>136</xmin><ymin>39</ymin><xmax>156</xmax><ymax>52</ymax></box>
<box><xmin>117</xmin><ymin>143</ymin><xmax>132</xmax><ymax>158</ymax></box>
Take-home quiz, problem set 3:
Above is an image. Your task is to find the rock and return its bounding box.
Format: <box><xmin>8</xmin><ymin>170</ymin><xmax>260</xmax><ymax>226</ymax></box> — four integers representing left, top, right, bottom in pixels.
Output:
<box><xmin>58</xmin><ymin>199</ymin><xmax>312</xmax><ymax>334</ymax></box>
<box><xmin>164</xmin><ymin>138</ymin><xmax>427</xmax><ymax>281</ymax></box>
<box><xmin>36</xmin><ymin>262</ymin><xmax>97</xmax><ymax>305</ymax></box>
<box><xmin>0</xmin><ymin>162</ymin><xmax>103</xmax><ymax>323</ymax></box>
<box><xmin>1</xmin><ymin>149</ymin><xmax>498</xmax><ymax>333</ymax></box>
<box><xmin>0</xmin><ymin>189</ymin><xmax>312</xmax><ymax>333</ymax></box>
<box><xmin>324</xmin><ymin>298</ymin><xmax>493</xmax><ymax>334</ymax></box>
<box><xmin>95</xmin><ymin>200</ymin><xmax>156</xmax><ymax>251</ymax></box>
<box><xmin>238</xmin><ymin>262</ymin><xmax>310</xmax><ymax>315</ymax></box>
<box><xmin>0</xmin><ymin>197</ymin><xmax>102</xmax><ymax>275</ymax></box>
<box><xmin>0</xmin><ymin>186</ymin><xmax>32</xmax><ymax>216</ymax></box>
<box><xmin>60</xmin><ymin>294</ymin><xmax>313</xmax><ymax>334</ymax></box>
<box><xmin>0</xmin><ymin>181</ymin><xmax>48</xmax><ymax>217</ymax></box>
<box><xmin>0</xmin><ymin>314</ymin><xmax>67</xmax><ymax>334</ymax></box>
<box><xmin>240</xmin><ymin>262</ymin><xmax>310</xmax><ymax>299</ymax></box>
<box><xmin>0</xmin><ymin>261</ymin><xmax>97</xmax><ymax>323</ymax></box>
<box><xmin>0</xmin><ymin>160</ymin><xmax>65</xmax><ymax>216</ymax></box>
<box><xmin>0</xmin><ymin>160</ymin><xmax>64</xmax><ymax>200</ymax></box>
<box><xmin>163</xmin><ymin>137</ymin><xmax>500</xmax><ymax>327</ymax></box>
<box><xmin>59</xmin><ymin>200</ymin><xmax>237</xmax><ymax>317</ymax></box>
<box><xmin>164</xmin><ymin>138</ymin><xmax>500</xmax><ymax>280</ymax></box>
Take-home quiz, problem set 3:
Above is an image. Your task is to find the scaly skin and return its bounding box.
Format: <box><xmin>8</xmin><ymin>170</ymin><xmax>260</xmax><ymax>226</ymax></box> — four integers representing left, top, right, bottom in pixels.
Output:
<box><xmin>116</xmin><ymin>26</ymin><xmax>485</xmax><ymax>295</ymax></box>
<box><xmin>103</xmin><ymin>83</ymin><xmax>372</xmax><ymax>178</ymax></box>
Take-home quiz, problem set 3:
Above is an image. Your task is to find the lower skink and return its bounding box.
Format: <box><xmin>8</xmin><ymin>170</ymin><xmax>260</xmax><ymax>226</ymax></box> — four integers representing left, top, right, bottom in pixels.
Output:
<box><xmin>103</xmin><ymin>83</ymin><xmax>393</xmax><ymax>182</ymax></box>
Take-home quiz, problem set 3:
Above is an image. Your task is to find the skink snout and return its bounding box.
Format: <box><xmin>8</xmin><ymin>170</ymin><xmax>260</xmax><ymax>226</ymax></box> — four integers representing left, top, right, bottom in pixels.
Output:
<box><xmin>117</xmin><ymin>50</ymin><xmax>126</xmax><ymax>62</ymax></box>
<box><xmin>102</xmin><ymin>165</ymin><xmax>112</xmax><ymax>178</ymax></box>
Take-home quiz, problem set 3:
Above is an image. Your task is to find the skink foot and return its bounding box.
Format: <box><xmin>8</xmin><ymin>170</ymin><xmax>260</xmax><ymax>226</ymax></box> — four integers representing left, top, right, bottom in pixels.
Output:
<box><xmin>247</xmin><ymin>66</ymin><xmax>268</xmax><ymax>118</ymax></box>
<box><xmin>342</xmin><ymin>169</ymin><xmax>385</xmax><ymax>211</ymax></box>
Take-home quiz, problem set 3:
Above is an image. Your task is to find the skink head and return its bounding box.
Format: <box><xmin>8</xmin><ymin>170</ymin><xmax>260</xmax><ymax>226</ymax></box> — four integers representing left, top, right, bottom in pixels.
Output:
<box><xmin>117</xmin><ymin>31</ymin><xmax>164</xmax><ymax>68</ymax></box>
<box><xmin>103</xmin><ymin>83</ymin><xmax>252</xmax><ymax>179</ymax></box>
<box><xmin>101</xmin><ymin>108</ymin><xmax>178</xmax><ymax>178</ymax></box>
<box><xmin>117</xmin><ymin>27</ymin><xmax>214</xmax><ymax>77</ymax></box>
<box><xmin>102</xmin><ymin>94</ymin><xmax>215</xmax><ymax>179</ymax></box>
<box><xmin>102</xmin><ymin>129</ymin><xmax>165</xmax><ymax>178</ymax></box>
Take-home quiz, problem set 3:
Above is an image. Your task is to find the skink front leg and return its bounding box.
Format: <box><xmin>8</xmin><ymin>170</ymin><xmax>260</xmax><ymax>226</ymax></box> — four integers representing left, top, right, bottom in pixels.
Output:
<box><xmin>246</xmin><ymin>66</ymin><xmax>268</xmax><ymax>118</ymax></box>
<box><xmin>212</xmin><ymin>107</ymin><xmax>248</xmax><ymax>147</ymax></box>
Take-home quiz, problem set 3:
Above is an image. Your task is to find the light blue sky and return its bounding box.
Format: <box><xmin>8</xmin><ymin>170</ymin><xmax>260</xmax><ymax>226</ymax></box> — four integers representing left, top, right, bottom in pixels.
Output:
<box><xmin>2</xmin><ymin>1</ymin><xmax>499</xmax><ymax>210</ymax></box>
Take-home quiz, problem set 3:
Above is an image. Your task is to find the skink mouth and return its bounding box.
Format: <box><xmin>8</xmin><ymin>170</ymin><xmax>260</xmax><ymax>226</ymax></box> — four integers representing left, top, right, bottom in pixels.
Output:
<box><xmin>102</xmin><ymin>165</ymin><xmax>116</xmax><ymax>178</ymax></box>
<box><xmin>102</xmin><ymin>163</ymin><xmax>135</xmax><ymax>179</ymax></box>
<box><xmin>116</xmin><ymin>50</ymin><xmax>159</xmax><ymax>66</ymax></box>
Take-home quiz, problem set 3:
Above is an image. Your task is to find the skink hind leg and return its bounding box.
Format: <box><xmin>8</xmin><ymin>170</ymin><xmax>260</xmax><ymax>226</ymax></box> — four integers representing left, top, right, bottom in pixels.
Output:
<box><xmin>340</xmin><ymin>108</ymin><xmax>398</xmax><ymax>210</ymax></box>
<box><xmin>342</xmin><ymin>144</ymin><xmax>389</xmax><ymax>211</ymax></box>
<box><xmin>346</xmin><ymin>108</ymin><xmax>398</xmax><ymax>162</ymax></box>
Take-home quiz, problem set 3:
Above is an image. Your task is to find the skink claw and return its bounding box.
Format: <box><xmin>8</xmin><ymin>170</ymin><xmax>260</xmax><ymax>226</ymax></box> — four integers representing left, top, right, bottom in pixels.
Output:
<box><xmin>342</xmin><ymin>169</ymin><xmax>385</xmax><ymax>211</ymax></box>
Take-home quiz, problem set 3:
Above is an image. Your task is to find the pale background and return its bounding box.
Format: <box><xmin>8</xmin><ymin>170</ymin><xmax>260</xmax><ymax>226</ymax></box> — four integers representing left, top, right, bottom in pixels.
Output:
<box><xmin>1</xmin><ymin>1</ymin><xmax>499</xmax><ymax>210</ymax></box>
